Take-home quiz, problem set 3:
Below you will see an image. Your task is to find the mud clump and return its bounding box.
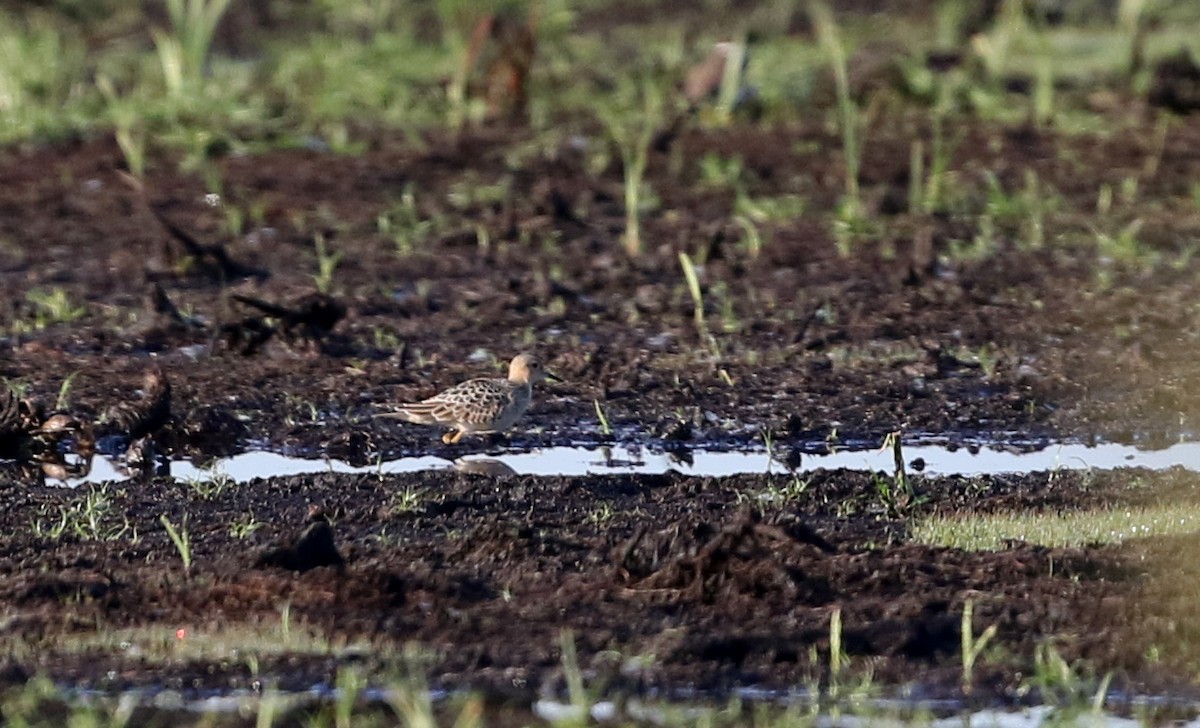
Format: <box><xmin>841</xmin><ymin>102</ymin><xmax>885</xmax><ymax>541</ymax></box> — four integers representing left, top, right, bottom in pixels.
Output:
<box><xmin>612</xmin><ymin>509</ymin><xmax>836</xmax><ymax>602</ymax></box>
<box><xmin>224</xmin><ymin>292</ymin><xmax>347</xmax><ymax>356</ymax></box>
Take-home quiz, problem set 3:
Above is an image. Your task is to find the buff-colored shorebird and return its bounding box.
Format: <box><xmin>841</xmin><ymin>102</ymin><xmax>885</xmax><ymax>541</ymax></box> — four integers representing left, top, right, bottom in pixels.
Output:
<box><xmin>378</xmin><ymin>354</ymin><xmax>560</xmax><ymax>444</ymax></box>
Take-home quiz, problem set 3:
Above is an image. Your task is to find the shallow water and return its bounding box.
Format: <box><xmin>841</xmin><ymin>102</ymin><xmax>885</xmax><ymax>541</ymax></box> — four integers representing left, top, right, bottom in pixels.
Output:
<box><xmin>63</xmin><ymin>438</ymin><xmax>1200</xmax><ymax>486</ymax></box>
<box><xmin>60</xmin><ymin>686</ymin><xmax>1200</xmax><ymax>727</ymax></box>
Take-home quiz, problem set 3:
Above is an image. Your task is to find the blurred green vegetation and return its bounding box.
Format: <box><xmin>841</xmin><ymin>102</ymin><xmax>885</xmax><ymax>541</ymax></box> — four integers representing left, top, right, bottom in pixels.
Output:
<box><xmin>2</xmin><ymin>0</ymin><xmax>1199</xmax><ymax>153</ymax></box>
<box><xmin>2</xmin><ymin>0</ymin><xmax>1200</xmax><ymax>278</ymax></box>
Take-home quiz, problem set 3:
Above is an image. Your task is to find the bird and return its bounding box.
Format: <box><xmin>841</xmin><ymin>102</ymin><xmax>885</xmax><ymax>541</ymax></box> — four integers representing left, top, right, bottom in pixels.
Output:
<box><xmin>104</xmin><ymin>365</ymin><xmax>171</xmax><ymax>441</ymax></box>
<box><xmin>0</xmin><ymin>390</ymin><xmax>43</xmax><ymax>459</ymax></box>
<box><xmin>377</xmin><ymin>353</ymin><xmax>560</xmax><ymax>444</ymax></box>
<box><xmin>100</xmin><ymin>365</ymin><xmax>171</xmax><ymax>476</ymax></box>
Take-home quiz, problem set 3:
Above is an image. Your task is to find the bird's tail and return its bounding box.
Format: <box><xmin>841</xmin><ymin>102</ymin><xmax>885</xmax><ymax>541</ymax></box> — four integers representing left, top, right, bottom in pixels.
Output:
<box><xmin>373</xmin><ymin>404</ymin><xmax>440</xmax><ymax>425</ymax></box>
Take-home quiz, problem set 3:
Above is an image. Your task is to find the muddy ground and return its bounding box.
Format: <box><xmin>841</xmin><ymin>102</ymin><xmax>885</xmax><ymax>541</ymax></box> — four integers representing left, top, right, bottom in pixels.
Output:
<box><xmin>3</xmin><ymin>7</ymin><xmax>1200</xmax><ymax>718</ymax></box>
<box><xmin>4</xmin><ymin>115</ymin><xmax>1200</xmax><ymax>458</ymax></box>
<box><xmin>2</xmin><ymin>464</ymin><xmax>1200</xmax><ymax>715</ymax></box>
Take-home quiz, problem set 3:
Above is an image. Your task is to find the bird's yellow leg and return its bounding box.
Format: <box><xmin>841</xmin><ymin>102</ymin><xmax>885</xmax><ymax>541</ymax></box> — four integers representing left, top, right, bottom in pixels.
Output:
<box><xmin>443</xmin><ymin>429</ymin><xmax>465</xmax><ymax>444</ymax></box>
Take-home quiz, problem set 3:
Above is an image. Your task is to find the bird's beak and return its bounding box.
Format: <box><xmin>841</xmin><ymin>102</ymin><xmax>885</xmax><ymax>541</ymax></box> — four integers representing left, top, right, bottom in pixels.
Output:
<box><xmin>546</xmin><ymin>371</ymin><xmax>563</xmax><ymax>383</ymax></box>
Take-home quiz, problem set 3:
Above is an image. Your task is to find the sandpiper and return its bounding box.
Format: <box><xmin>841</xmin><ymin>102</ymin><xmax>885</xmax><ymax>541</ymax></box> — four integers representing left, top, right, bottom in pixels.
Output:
<box><xmin>378</xmin><ymin>353</ymin><xmax>560</xmax><ymax>444</ymax></box>
<box><xmin>105</xmin><ymin>365</ymin><xmax>171</xmax><ymax>441</ymax></box>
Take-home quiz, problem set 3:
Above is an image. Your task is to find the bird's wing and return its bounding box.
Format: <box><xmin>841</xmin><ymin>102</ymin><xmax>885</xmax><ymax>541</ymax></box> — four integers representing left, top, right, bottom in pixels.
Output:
<box><xmin>0</xmin><ymin>389</ymin><xmax>23</xmax><ymax>438</ymax></box>
<box><xmin>400</xmin><ymin>378</ymin><xmax>512</xmax><ymax>425</ymax></box>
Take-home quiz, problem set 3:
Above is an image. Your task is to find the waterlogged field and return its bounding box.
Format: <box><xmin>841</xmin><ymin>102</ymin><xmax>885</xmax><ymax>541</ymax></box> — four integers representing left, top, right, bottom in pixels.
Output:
<box><xmin>3</xmin><ymin>0</ymin><xmax>1200</xmax><ymax>724</ymax></box>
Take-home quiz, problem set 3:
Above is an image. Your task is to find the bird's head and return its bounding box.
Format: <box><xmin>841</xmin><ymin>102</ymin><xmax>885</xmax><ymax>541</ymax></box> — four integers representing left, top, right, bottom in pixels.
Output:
<box><xmin>509</xmin><ymin>354</ymin><xmax>562</xmax><ymax>385</ymax></box>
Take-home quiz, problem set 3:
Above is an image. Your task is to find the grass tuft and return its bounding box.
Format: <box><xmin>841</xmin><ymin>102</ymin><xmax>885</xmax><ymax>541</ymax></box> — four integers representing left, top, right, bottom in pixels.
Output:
<box><xmin>912</xmin><ymin>502</ymin><xmax>1200</xmax><ymax>551</ymax></box>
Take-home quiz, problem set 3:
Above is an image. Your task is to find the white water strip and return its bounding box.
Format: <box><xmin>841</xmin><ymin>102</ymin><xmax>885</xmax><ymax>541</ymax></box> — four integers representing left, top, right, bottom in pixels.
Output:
<box><xmin>64</xmin><ymin>440</ymin><xmax>1200</xmax><ymax>486</ymax></box>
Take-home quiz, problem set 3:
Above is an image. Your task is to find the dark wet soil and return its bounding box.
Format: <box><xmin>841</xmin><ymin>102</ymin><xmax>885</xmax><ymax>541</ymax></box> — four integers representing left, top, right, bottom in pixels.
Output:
<box><xmin>2</xmin><ymin>464</ymin><xmax>1199</xmax><ymax>710</ymax></box>
<box><xmin>3</xmin><ymin>2</ymin><xmax>1200</xmax><ymax>716</ymax></box>
<box><xmin>5</xmin><ymin>112</ymin><xmax>1200</xmax><ymax>457</ymax></box>
<box><xmin>5</xmin><ymin>106</ymin><xmax>1200</xmax><ymax>453</ymax></box>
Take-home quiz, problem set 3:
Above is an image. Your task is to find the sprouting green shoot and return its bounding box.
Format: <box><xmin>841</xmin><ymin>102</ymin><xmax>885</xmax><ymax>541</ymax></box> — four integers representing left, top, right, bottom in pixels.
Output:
<box><xmin>56</xmin><ymin>371</ymin><xmax>79</xmax><ymax>411</ymax></box>
<box><xmin>594</xmin><ymin>399</ymin><xmax>612</xmax><ymax>437</ymax></box>
<box><xmin>679</xmin><ymin>252</ymin><xmax>704</xmax><ymax>328</ymax></box>
<box><xmin>152</xmin><ymin>0</ymin><xmax>235</xmax><ymax>96</ymax></box>
<box><xmin>809</xmin><ymin>1</ymin><xmax>862</xmax><ymax>218</ymax></box>
<box><xmin>160</xmin><ymin>514</ymin><xmax>193</xmax><ymax>573</ymax></box>
<box><xmin>312</xmin><ymin>233</ymin><xmax>343</xmax><ymax>294</ymax></box>
<box><xmin>961</xmin><ymin>598</ymin><xmax>999</xmax><ymax>694</ymax></box>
